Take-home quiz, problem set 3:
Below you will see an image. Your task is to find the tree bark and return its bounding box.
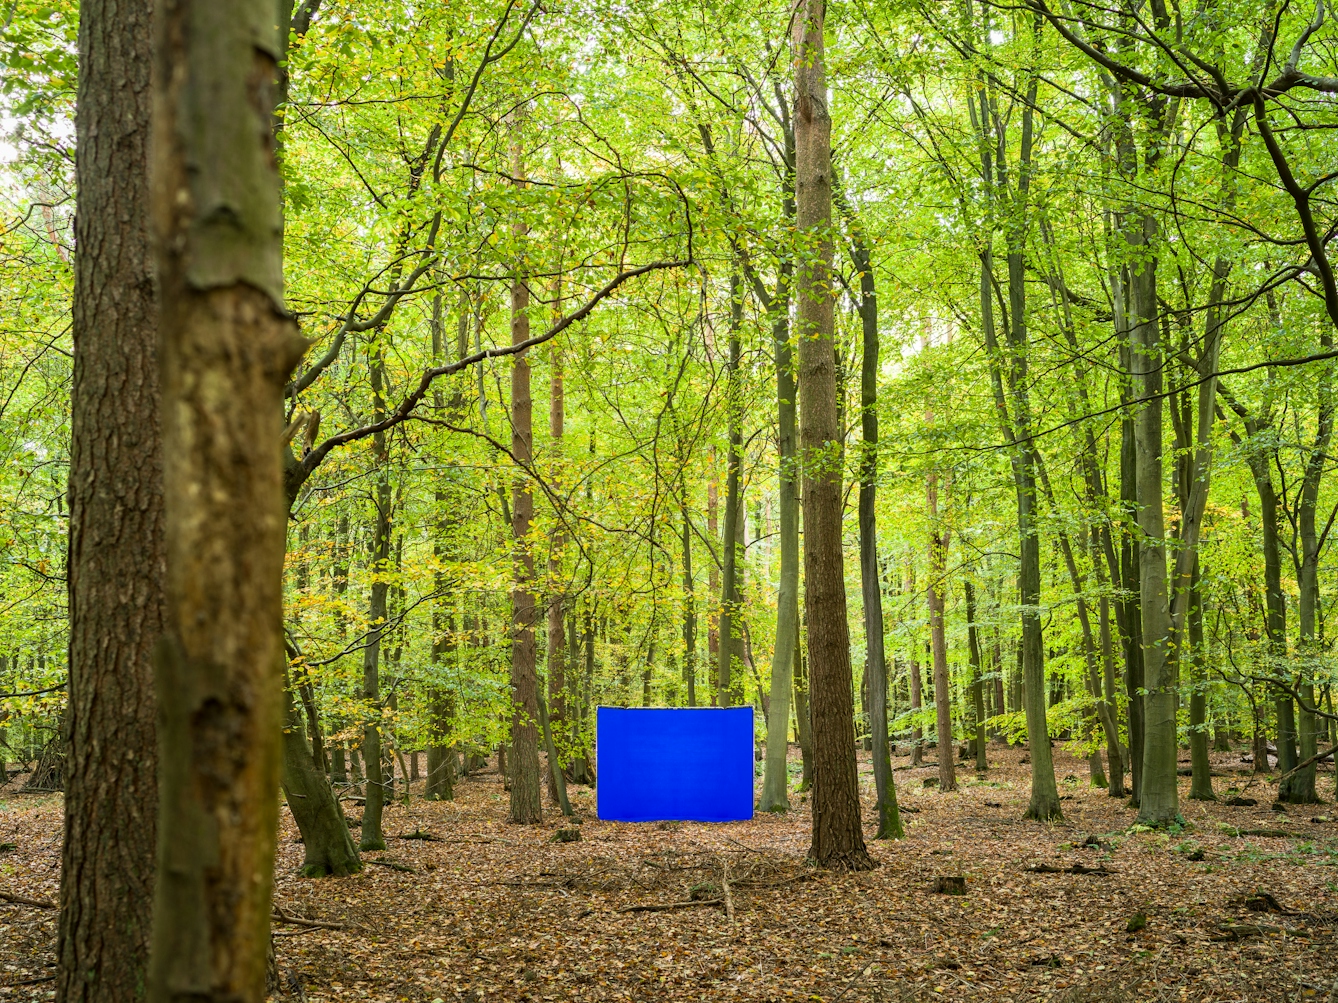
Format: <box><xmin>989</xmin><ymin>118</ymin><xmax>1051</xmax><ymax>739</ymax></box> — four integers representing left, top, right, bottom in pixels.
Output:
<box><xmin>508</xmin><ymin>148</ymin><xmax>542</xmax><ymax>822</ymax></box>
<box><xmin>926</xmin><ymin>473</ymin><xmax>956</xmax><ymax>792</ymax></box>
<box><xmin>850</xmin><ymin>214</ymin><xmax>900</xmax><ymax>834</ymax></box>
<box><xmin>358</xmin><ymin>343</ymin><xmax>392</xmax><ymax>853</ymax></box>
<box><xmin>546</xmin><ymin>337</ymin><xmax>566</xmax><ymax>801</ymax></box>
<box><xmin>718</xmin><ymin>273</ymin><xmax>744</xmax><ymax>708</ymax></box>
<box><xmin>147</xmin><ymin>0</ymin><xmax>305</xmax><ymax>992</ymax></box>
<box><xmin>965</xmin><ymin>582</ymin><xmax>988</xmax><ymax>772</ymax></box>
<box><xmin>61</xmin><ymin>0</ymin><xmax>163</xmax><ymax>993</ymax></box>
<box><xmin>760</xmin><ymin>201</ymin><xmax>798</xmax><ymax>813</ymax></box>
<box><xmin>794</xmin><ymin>0</ymin><xmax>873</xmax><ymax>870</ymax></box>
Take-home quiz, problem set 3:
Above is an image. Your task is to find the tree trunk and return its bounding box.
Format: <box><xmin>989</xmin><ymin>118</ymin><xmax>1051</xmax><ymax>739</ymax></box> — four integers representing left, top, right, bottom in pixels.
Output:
<box><xmin>926</xmin><ymin>473</ymin><xmax>955</xmax><ymax>792</ymax></box>
<box><xmin>794</xmin><ymin>0</ymin><xmax>873</xmax><ymax>870</ymax></box>
<box><xmin>965</xmin><ymin>582</ymin><xmax>988</xmax><ymax>772</ymax></box>
<box><xmin>281</xmin><ymin>666</ymin><xmax>360</xmax><ymax>876</ymax></box>
<box><xmin>681</xmin><ymin>501</ymin><xmax>698</xmax><ymax>707</ymax></box>
<box><xmin>909</xmin><ymin>647</ymin><xmax>924</xmax><ymax>767</ymax></box>
<box><xmin>1187</xmin><ymin>566</ymin><xmax>1214</xmax><ymax>801</ymax></box>
<box><xmin>60</xmin><ymin>0</ymin><xmax>163</xmax><ymax>995</ymax></box>
<box><xmin>1119</xmin><ymin>397</ymin><xmax>1146</xmax><ymax>804</ymax></box>
<box><xmin>1097</xmin><ymin>593</ymin><xmax>1125</xmax><ymax>797</ymax></box>
<box><xmin>793</xmin><ymin>631</ymin><xmax>813</xmax><ymax>791</ymax></box>
<box><xmin>760</xmin><ymin>109</ymin><xmax>798</xmax><ymax>812</ymax></box>
<box><xmin>147</xmin><ymin>0</ymin><xmax>305</xmax><ymax>991</ymax></box>
<box><xmin>718</xmin><ymin>273</ymin><xmax>743</xmax><ymax>708</ymax></box>
<box><xmin>546</xmin><ymin>339</ymin><xmax>566</xmax><ymax>801</ymax></box>
<box><xmin>508</xmin><ymin>154</ymin><xmax>542</xmax><ymax>822</ymax></box>
<box><xmin>358</xmin><ymin>344</ymin><xmax>392</xmax><ymax>853</ymax></box>
<box><xmin>1129</xmin><ymin>218</ymin><xmax>1178</xmax><ymax>825</ymax></box>
<box><xmin>850</xmin><ymin>227</ymin><xmax>899</xmax><ymax>834</ymax></box>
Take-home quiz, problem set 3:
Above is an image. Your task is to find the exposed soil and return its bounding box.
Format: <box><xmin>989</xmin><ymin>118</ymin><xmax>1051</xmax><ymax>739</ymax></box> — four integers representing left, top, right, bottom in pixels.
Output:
<box><xmin>0</xmin><ymin>744</ymin><xmax>1334</xmax><ymax>1001</ymax></box>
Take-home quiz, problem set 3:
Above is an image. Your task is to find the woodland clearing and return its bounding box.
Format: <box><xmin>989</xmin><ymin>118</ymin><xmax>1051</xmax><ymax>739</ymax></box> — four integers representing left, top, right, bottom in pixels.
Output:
<box><xmin>0</xmin><ymin>747</ymin><xmax>1334</xmax><ymax>1003</ymax></box>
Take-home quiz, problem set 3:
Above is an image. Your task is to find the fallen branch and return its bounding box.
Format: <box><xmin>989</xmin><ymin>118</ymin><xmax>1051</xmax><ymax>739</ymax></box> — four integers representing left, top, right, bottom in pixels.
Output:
<box><xmin>1232</xmin><ymin>828</ymin><xmax>1296</xmax><ymax>838</ymax></box>
<box><xmin>1277</xmin><ymin>745</ymin><xmax>1337</xmax><ymax>783</ymax></box>
<box><xmin>1025</xmin><ymin>863</ymin><xmax>1114</xmax><ymax>876</ymax></box>
<box><xmin>617</xmin><ymin>898</ymin><xmax>723</xmax><ymax>914</ymax></box>
<box><xmin>366</xmin><ymin>859</ymin><xmax>416</xmax><ymax>873</ymax></box>
<box><xmin>272</xmin><ymin>908</ymin><xmax>347</xmax><ymax>931</ymax></box>
<box><xmin>0</xmin><ymin>891</ymin><xmax>55</xmax><ymax>909</ymax></box>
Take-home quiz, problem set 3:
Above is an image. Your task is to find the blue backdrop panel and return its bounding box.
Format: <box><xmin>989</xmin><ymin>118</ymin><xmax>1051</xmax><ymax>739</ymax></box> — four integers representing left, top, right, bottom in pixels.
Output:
<box><xmin>596</xmin><ymin>707</ymin><xmax>754</xmax><ymax>822</ymax></box>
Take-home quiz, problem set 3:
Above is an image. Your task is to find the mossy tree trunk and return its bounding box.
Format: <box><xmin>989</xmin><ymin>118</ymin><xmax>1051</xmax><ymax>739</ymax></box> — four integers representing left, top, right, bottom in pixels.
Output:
<box><xmin>147</xmin><ymin>0</ymin><xmax>306</xmax><ymax>991</ymax></box>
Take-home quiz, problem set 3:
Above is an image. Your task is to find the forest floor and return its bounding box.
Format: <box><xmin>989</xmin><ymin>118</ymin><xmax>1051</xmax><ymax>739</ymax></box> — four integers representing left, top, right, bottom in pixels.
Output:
<box><xmin>0</xmin><ymin>745</ymin><xmax>1335</xmax><ymax>1002</ymax></box>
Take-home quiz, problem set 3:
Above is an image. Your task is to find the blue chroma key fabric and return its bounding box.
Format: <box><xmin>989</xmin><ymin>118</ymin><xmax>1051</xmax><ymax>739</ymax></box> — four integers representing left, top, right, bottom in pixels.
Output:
<box><xmin>596</xmin><ymin>707</ymin><xmax>754</xmax><ymax>822</ymax></box>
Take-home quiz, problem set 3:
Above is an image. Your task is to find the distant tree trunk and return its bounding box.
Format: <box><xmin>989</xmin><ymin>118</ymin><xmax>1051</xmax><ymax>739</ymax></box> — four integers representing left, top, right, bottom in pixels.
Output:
<box><xmin>718</xmin><ymin>273</ymin><xmax>743</xmax><ymax>708</ymax></box>
<box><xmin>508</xmin><ymin>140</ymin><xmax>542</xmax><ymax>822</ymax></box>
<box><xmin>681</xmin><ymin>501</ymin><xmax>698</xmax><ymax>708</ymax></box>
<box><xmin>909</xmin><ymin>645</ymin><xmax>924</xmax><ymax>767</ymax></box>
<box><xmin>965</xmin><ymin>582</ymin><xmax>988</xmax><ymax>772</ymax></box>
<box><xmin>926</xmin><ymin>473</ymin><xmax>955</xmax><ymax>792</ymax></box>
<box><xmin>793</xmin><ymin>632</ymin><xmax>813</xmax><ymax>791</ymax></box>
<box><xmin>60</xmin><ymin>0</ymin><xmax>163</xmax><ymax>995</ymax></box>
<box><xmin>841</xmin><ymin>199</ymin><xmax>899</xmax><ymax>833</ymax></box>
<box><xmin>546</xmin><ymin>335</ymin><xmax>566</xmax><ymax>802</ymax></box>
<box><xmin>1187</xmin><ymin>566</ymin><xmax>1215</xmax><ymax>801</ymax></box>
<box><xmin>1119</xmin><ymin>399</ymin><xmax>1145</xmax><ymax>804</ymax></box>
<box><xmin>147</xmin><ymin>0</ymin><xmax>305</xmax><ymax>992</ymax></box>
<box><xmin>331</xmin><ymin>744</ymin><xmax>347</xmax><ymax>784</ymax></box>
<box><xmin>794</xmin><ymin>0</ymin><xmax>872</xmax><ymax>870</ymax></box>
<box><xmin>708</xmin><ymin>465</ymin><xmax>720</xmax><ymax>689</ymax></box>
<box><xmin>1097</xmin><ymin>592</ymin><xmax>1125</xmax><ymax>797</ymax></box>
<box><xmin>760</xmin><ymin>112</ymin><xmax>798</xmax><ymax>814</ymax></box>
<box><xmin>358</xmin><ymin>339</ymin><xmax>392</xmax><ymax>853</ymax></box>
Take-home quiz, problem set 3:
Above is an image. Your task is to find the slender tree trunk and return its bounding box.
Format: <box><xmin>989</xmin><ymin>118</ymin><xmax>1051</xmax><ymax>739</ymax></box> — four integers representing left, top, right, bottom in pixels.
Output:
<box><xmin>1097</xmin><ymin>592</ymin><xmax>1125</xmax><ymax>796</ymax></box>
<box><xmin>508</xmin><ymin>144</ymin><xmax>542</xmax><ymax>822</ymax></box>
<box><xmin>718</xmin><ymin>273</ymin><xmax>743</xmax><ymax>708</ymax></box>
<box><xmin>760</xmin><ymin>233</ymin><xmax>798</xmax><ymax>811</ymax></box>
<box><xmin>681</xmin><ymin>500</ymin><xmax>698</xmax><ymax>707</ymax></box>
<box><xmin>793</xmin><ymin>631</ymin><xmax>813</xmax><ymax>791</ymax></box>
<box><xmin>358</xmin><ymin>341</ymin><xmax>392</xmax><ymax>853</ymax></box>
<box><xmin>909</xmin><ymin>646</ymin><xmax>924</xmax><ymax>767</ymax></box>
<box><xmin>708</xmin><ymin>463</ymin><xmax>720</xmax><ymax>690</ymax></box>
<box><xmin>147</xmin><ymin>0</ymin><xmax>305</xmax><ymax>992</ymax></box>
<box><xmin>849</xmin><ymin>223</ymin><xmax>899</xmax><ymax>834</ymax></box>
<box><xmin>965</xmin><ymin>582</ymin><xmax>988</xmax><ymax>772</ymax></box>
<box><xmin>926</xmin><ymin>473</ymin><xmax>955</xmax><ymax>792</ymax></box>
<box><xmin>1187</xmin><ymin>565</ymin><xmax>1215</xmax><ymax>800</ymax></box>
<box><xmin>794</xmin><ymin>0</ymin><xmax>872</xmax><ymax>869</ymax></box>
<box><xmin>546</xmin><ymin>338</ymin><xmax>566</xmax><ymax>801</ymax></box>
<box><xmin>61</xmin><ymin>0</ymin><xmax>163</xmax><ymax>992</ymax></box>
<box><xmin>1119</xmin><ymin>392</ymin><xmax>1146</xmax><ymax>804</ymax></box>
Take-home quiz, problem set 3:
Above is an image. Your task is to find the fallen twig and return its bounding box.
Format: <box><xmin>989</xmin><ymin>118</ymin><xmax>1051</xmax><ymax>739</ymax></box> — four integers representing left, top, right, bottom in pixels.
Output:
<box><xmin>0</xmin><ymin>890</ymin><xmax>55</xmax><ymax>909</ymax></box>
<box><xmin>617</xmin><ymin>898</ymin><xmax>723</xmax><ymax>914</ymax></box>
<box><xmin>1025</xmin><ymin>863</ymin><xmax>1114</xmax><ymax>876</ymax></box>
<box><xmin>366</xmin><ymin>859</ymin><xmax>416</xmax><ymax>873</ymax></box>
<box><xmin>272</xmin><ymin>907</ymin><xmax>347</xmax><ymax>931</ymax></box>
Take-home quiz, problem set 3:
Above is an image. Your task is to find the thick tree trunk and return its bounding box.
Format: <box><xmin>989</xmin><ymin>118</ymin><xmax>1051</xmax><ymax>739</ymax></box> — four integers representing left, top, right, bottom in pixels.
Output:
<box><xmin>147</xmin><ymin>0</ymin><xmax>305</xmax><ymax>991</ymax></box>
<box><xmin>281</xmin><ymin>667</ymin><xmax>360</xmax><ymax>876</ymax></box>
<box><xmin>794</xmin><ymin>0</ymin><xmax>872</xmax><ymax>870</ymax></box>
<box><xmin>508</xmin><ymin>192</ymin><xmax>542</xmax><ymax>823</ymax></box>
<box><xmin>61</xmin><ymin>0</ymin><xmax>163</xmax><ymax>993</ymax></box>
<box><xmin>1129</xmin><ymin>223</ymin><xmax>1178</xmax><ymax>825</ymax></box>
